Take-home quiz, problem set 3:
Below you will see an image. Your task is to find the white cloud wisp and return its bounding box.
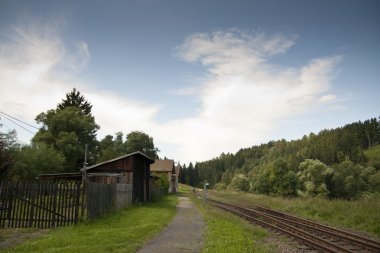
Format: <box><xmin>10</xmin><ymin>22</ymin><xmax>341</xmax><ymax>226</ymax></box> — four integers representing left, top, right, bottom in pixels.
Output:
<box><xmin>0</xmin><ymin>23</ymin><xmax>342</xmax><ymax>163</ymax></box>
<box><xmin>0</xmin><ymin>20</ymin><xmax>159</xmax><ymax>144</ymax></box>
<box><xmin>163</xmin><ymin>30</ymin><xmax>342</xmax><ymax>161</ymax></box>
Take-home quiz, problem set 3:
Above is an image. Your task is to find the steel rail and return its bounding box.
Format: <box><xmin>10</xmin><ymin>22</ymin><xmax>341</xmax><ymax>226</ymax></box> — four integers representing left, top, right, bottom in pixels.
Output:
<box><xmin>214</xmin><ymin>201</ymin><xmax>356</xmax><ymax>253</ymax></box>
<box><xmin>253</xmin><ymin>205</ymin><xmax>380</xmax><ymax>252</ymax></box>
<box><xmin>209</xmin><ymin>199</ymin><xmax>379</xmax><ymax>253</ymax></box>
<box><xmin>216</xmin><ymin>203</ymin><xmax>346</xmax><ymax>253</ymax></box>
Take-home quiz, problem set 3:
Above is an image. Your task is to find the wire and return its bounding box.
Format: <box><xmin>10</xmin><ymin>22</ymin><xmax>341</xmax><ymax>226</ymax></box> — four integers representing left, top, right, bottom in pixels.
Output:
<box><xmin>0</xmin><ymin>114</ymin><xmax>35</xmax><ymax>135</ymax></box>
<box><xmin>0</xmin><ymin>111</ymin><xmax>39</xmax><ymax>130</ymax></box>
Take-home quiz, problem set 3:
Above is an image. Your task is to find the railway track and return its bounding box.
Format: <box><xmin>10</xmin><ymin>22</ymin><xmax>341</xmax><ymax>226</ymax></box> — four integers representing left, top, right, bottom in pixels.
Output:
<box><xmin>206</xmin><ymin>198</ymin><xmax>380</xmax><ymax>253</ymax></box>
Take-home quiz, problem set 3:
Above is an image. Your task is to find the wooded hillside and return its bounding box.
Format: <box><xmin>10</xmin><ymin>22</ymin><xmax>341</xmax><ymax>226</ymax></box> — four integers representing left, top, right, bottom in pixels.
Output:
<box><xmin>180</xmin><ymin>117</ymin><xmax>380</xmax><ymax>199</ymax></box>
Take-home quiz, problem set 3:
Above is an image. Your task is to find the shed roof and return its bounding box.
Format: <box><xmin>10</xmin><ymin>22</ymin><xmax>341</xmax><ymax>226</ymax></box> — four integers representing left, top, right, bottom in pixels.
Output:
<box><xmin>150</xmin><ymin>159</ymin><xmax>174</xmax><ymax>172</ymax></box>
<box><xmin>85</xmin><ymin>151</ymin><xmax>154</xmax><ymax>171</ymax></box>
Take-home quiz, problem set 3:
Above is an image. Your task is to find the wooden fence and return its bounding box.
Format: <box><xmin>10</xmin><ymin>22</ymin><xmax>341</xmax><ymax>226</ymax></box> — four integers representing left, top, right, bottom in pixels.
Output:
<box><xmin>86</xmin><ymin>182</ymin><xmax>132</xmax><ymax>219</ymax></box>
<box><xmin>0</xmin><ymin>181</ymin><xmax>81</xmax><ymax>228</ymax></box>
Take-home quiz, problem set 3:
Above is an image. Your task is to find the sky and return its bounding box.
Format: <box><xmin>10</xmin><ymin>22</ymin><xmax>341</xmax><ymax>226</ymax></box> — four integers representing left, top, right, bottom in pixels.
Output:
<box><xmin>0</xmin><ymin>0</ymin><xmax>379</xmax><ymax>164</ymax></box>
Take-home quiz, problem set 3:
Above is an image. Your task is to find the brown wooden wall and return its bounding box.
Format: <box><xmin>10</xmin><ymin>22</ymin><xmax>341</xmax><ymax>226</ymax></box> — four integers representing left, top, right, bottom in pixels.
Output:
<box><xmin>86</xmin><ymin>153</ymin><xmax>152</xmax><ymax>202</ymax></box>
<box><xmin>89</xmin><ymin>156</ymin><xmax>133</xmax><ymax>172</ymax></box>
<box><xmin>131</xmin><ymin>155</ymin><xmax>150</xmax><ymax>202</ymax></box>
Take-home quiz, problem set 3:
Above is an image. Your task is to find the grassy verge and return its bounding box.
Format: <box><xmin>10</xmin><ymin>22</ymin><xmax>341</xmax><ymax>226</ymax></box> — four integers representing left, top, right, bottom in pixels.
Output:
<box><xmin>183</xmin><ymin>185</ymin><xmax>274</xmax><ymax>253</ymax></box>
<box><xmin>209</xmin><ymin>190</ymin><xmax>380</xmax><ymax>238</ymax></box>
<box><xmin>3</xmin><ymin>195</ymin><xmax>177</xmax><ymax>253</ymax></box>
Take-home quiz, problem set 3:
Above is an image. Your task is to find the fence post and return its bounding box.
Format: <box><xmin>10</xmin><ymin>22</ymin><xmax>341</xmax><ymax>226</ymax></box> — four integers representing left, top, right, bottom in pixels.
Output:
<box><xmin>74</xmin><ymin>181</ymin><xmax>81</xmax><ymax>224</ymax></box>
<box><xmin>51</xmin><ymin>182</ymin><xmax>58</xmax><ymax>227</ymax></box>
<box><xmin>28</xmin><ymin>182</ymin><xmax>36</xmax><ymax>227</ymax></box>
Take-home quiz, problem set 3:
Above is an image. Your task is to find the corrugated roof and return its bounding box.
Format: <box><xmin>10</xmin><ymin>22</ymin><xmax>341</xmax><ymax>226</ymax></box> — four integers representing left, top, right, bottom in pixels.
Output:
<box><xmin>85</xmin><ymin>151</ymin><xmax>154</xmax><ymax>171</ymax></box>
<box><xmin>150</xmin><ymin>159</ymin><xmax>174</xmax><ymax>172</ymax></box>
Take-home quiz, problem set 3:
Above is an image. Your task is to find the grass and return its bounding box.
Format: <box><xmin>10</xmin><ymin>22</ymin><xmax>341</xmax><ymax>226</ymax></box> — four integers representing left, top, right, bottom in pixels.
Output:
<box><xmin>209</xmin><ymin>190</ymin><xmax>380</xmax><ymax>239</ymax></box>
<box><xmin>181</xmin><ymin>184</ymin><xmax>274</xmax><ymax>253</ymax></box>
<box><xmin>3</xmin><ymin>195</ymin><xmax>177</xmax><ymax>253</ymax></box>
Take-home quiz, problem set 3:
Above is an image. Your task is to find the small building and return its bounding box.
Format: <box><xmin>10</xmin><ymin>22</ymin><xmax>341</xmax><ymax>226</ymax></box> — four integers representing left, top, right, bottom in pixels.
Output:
<box><xmin>84</xmin><ymin>151</ymin><xmax>154</xmax><ymax>202</ymax></box>
<box><xmin>150</xmin><ymin>159</ymin><xmax>180</xmax><ymax>193</ymax></box>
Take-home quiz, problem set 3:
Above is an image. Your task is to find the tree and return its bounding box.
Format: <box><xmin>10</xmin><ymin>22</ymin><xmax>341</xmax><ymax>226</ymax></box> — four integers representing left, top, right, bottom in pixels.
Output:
<box><xmin>228</xmin><ymin>173</ymin><xmax>250</xmax><ymax>191</ymax></box>
<box><xmin>57</xmin><ymin>88</ymin><xmax>93</xmax><ymax>116</ymax></box>
<box><xmin>297</xmin><ymin>159</ymin><xmax>333</xmax><ymax>197</ymax></box>
<box><xmin>8</xmin><ymin>144</ymin><xmax>65</xmax><ymax>181</ymax></box>
<box><xmin>152</xmin><ymin>172</ymin><xmax>170</xmax><ymax>190</ymax></box>
<box><xmin>97</xmin><ymin>134</ymin><xmax>120</xmax><ymax>162</ymax></box>
<box><xmin>330</xmin><ymin>161</ymin><xmax>376</xmax><ymax>199</ymax></box>
<box><xmin>0</xmin><ymin>130</ymin><xmax>19</xmax><ymax>179</ymax></box>
<box><xmin>33</xmin><ymin>106</ymin><xmax>99</xmax><ymax>171</ymax></box>
<box><xmin>179</xmin><ymin>163</ymin><xmax>187</xmax><ymax>184</ymax></box>
<box><xmin>125</xmin><ymin>131</ymin><xmax>159</xmax><ymax>159</ymax></box>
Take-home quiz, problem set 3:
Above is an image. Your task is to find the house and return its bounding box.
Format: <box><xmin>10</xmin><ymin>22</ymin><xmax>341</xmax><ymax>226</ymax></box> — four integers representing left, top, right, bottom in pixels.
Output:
<box><xmin>84</xmin><ymin>151</ymin><xmax>154</xmax><ymax>202</ymax></box>
<box><xmin>150</xmin><ymin>159</ymin><xmax>180</xmax><ymax>193</ymax></box>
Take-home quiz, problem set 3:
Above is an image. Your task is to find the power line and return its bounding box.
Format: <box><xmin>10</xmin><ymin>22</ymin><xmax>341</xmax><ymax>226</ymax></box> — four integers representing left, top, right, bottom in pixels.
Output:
<box><xmin>0</xmin><ymin>111</ymin><xmax>39</xmax><ymax>130</ymax></box>
<box><xmin>1</xmin><ymin>114</ymin><xmax>35</xmax><ymax>135</ymax></box>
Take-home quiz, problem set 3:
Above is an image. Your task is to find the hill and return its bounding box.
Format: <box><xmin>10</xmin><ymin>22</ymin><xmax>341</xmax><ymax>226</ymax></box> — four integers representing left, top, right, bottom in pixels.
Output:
<box><xmin>180</xmin><ymin>117</ymin><xmax>380</xmax><ymax>199</ymax></box>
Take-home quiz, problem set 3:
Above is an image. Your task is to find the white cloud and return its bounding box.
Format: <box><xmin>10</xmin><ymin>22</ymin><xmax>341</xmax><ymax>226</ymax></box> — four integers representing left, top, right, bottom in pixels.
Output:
<box><xmin>163</xmin><ymin>30</ymin><xmax>342</xmax><ymax>162</ymax></box>
<box><xmin>319</xmin><ymin>94</ymin><xmax>337</xmax><ymax>103</ymax></box>
<box><xmin>0</xmin><ymin>20</ymin><xmax>159</xmax><ymax>145</ymax></box>
<box><xmin>0</xmin><ymin>23</ymin><xmax>342</xmax><ymax>163</ymax></box>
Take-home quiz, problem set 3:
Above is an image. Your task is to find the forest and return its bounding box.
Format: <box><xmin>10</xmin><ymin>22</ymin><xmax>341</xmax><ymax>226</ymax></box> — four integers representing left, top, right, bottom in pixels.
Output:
<box><xmin>1</xmin><ymin>88</ymin><xmax>380</xmax><ymax>200</ymax></box>
<box><xmin>179</xmin><ymin>117</ymin><xmax>380</xmax><ymax>199</ymax></box>
<box><xmin>0</xmin><ymin>88</ymin><xmax>160</xmax><ymax>181</ymax></box>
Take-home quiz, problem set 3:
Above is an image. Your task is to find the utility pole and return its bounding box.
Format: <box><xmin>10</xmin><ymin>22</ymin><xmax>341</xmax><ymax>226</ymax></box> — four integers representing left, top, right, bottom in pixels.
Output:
<box><xmin>82</xmin><ymin>144</ymin><xmax>88</xmax><ymax>182</ymax></box>
<box><xmin>203</xmin><ymin>180</ymin><xmax>209</xmax><ymax>206</ymax></box>
<box><xmin>81</xmin><ymin>144</ymin><xmax>88</xmax><ymax>218</ymax></box>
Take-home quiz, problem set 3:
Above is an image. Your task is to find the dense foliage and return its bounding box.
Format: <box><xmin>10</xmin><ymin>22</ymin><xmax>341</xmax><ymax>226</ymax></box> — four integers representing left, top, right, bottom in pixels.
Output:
<box><xmin>180</xmin><ymin>117</ymin><xmax>380</xmax><ymax>199</ymax></box>
<box><xmin>97</xmin><ymin>131</ymin><xmax>160</xmax><ymax>162</ymax></box>
<box><xmin>0</xmin><ymin>88</ymin><xmax>160</xmax><ymax>180</ymax></box>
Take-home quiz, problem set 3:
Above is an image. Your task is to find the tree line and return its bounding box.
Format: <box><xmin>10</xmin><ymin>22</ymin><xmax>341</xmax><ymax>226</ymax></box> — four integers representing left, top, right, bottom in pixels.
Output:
<box><xmin>0</xmin><ymin>88</ymin><xmax>160</xmax><ymax>181</ymax></box>
<box><xmin>180</xmin><ymin>117</ymin><xmax>380</xmax><ymax>199</ymax></box>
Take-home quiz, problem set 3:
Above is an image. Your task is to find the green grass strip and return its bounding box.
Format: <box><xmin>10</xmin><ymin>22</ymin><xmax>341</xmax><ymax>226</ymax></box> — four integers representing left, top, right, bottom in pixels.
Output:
<box><xmin>210</xmin><ymin>190</ymin><xmax>380</xmax><ymax>238</ymax></box>
<box><xmin>4</xmin><ymin>195</ymin><xmax>177</xmax><ymax>253</ymax></box>
<box><xmin>189</xmin><ymin>194</ymin><xmax>273</xmax><ymax>253</ymax></box>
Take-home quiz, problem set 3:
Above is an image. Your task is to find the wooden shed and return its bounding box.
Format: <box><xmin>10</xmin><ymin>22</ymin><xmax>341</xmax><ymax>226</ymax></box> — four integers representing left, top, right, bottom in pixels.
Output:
<box><xmin>84</xmin><ymin>151</ymin><xmax>154</xmax><ymax>202</ymax></box>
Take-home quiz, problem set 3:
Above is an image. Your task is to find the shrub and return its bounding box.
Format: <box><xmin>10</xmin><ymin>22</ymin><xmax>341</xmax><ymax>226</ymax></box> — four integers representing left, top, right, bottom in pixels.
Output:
<box><xmin>214</xmin><ymin>182</ymin><xmax>227</xmax><ymax>191</ymax></box>
<box><xmin>228</xmin><ymin>174</ymin><xmax>250</xmax><ymax>192</ymax></box>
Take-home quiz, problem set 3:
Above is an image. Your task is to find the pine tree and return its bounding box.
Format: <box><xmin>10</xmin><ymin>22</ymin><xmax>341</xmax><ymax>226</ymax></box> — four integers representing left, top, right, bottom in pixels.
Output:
<box><xmin>57</xmin><ymin>88</ymin><xmax>93</xmax><ymax>116</ymax></box>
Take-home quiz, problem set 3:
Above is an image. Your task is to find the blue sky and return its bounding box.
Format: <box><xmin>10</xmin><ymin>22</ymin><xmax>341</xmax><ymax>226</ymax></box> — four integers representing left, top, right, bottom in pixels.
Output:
<box><xmin>0</xmin><ymin>0</ymin><xmax>379</xmax><ymax>163</ymax></box>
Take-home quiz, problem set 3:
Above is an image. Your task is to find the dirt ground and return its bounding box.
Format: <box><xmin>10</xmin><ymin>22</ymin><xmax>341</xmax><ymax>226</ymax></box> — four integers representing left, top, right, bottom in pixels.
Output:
<box><xmin>0</xmin><ymin>228</ymin><xmax>50</xmax><ymax>251</ymax></box>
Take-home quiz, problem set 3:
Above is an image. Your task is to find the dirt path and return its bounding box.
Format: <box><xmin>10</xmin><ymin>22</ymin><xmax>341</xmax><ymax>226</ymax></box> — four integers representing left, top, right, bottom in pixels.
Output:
<box><xmin>0</xmin><ymin>228</ymin><xmax>50</xmax><ymax>251</ymax></box>
<box><xmin>137</xmin><ymin>196</ymin><xmax>205</xmax><ymax>253</ymax></box>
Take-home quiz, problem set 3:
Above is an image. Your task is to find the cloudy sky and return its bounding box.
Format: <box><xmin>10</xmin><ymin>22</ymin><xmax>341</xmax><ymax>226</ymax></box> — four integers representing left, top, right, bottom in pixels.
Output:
<box><xmin>0</xmin><ymin>0</ymin><xmax>379</xmax><ymax>163</ymax></box>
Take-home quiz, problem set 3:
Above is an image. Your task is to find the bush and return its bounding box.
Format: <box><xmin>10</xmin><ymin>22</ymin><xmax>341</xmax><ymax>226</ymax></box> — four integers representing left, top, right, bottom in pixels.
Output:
<box><xmin>152</xmin><ymin>173</ymin><xmax>170</xmax><ymax>191</ymax></box>
<box><xmin>214</xmin><ymin>182</ymin><xmax>227</xmax><ymax>191</ymax></box>
<box><xmin>228</xmin><ymin>174</ymin><xmax>250</xmax><ymax>192</ymax></box>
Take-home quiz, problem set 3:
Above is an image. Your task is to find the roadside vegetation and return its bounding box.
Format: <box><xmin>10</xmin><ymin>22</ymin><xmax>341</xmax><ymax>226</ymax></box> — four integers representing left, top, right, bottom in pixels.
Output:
<box><xmin>179</xmin><ymin>185</ymin><xmax>275</xmax><ymax>253</ymax></box>
<box><xmin>208</xmin><ymin>190</ymin><xmax>380</xmax><ymax>239</ymax></box>
<box><xmin>3</xmin><ymin>195</ymin><xmax>177</xmax><ymax>253</ymax></box>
